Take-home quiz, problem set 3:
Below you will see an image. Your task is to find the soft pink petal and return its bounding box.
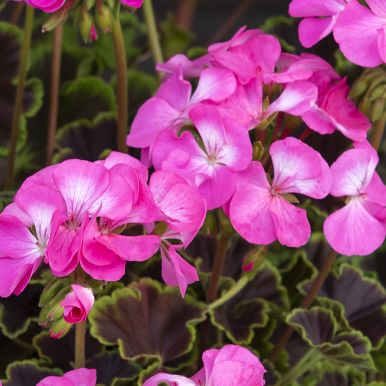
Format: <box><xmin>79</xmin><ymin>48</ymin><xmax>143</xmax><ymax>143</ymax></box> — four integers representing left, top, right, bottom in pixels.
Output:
<box><xmin>143</xmin><ymin>373</ymin><xmax>195</xmax><ymax>386</ymax></box>
<box><xmin>366</xmin><ymin>0</ymin><xmax>386</xmax><ymax>16</ymax></box>
<box><xmin>330</xmin><ymin>147</ymin><xmax>378</xmax><ymax>197</ymax></box>
<box><xmin>80</xmin><ymin>253</ymin><xmax>125</xmax><ymax>281</ymax></box>
<box><xmin>230</xmin><ymin>163</ymin><xmax>276</xmax><ymax>245</ymax></box>
<box><xmin>37</xmin><ymin>377</ymin><xmax>73</xmax><ymax>386</ymax></box>
<box><xmin>301</xmin><ymin>106</ymin><xmax>337</xmax><ymax>135</ymax></box>
<box><xmin>120</xmin><ymin>0</ymin><xmax>143</xmax><ymax>8</ymax></box>
<box><xmin>266</xmin><ymin>81</ymin><xmax>318</xmax><ymax>116</ymax></box>
<box><xmin>1</xmin><ymin>203</ymin><xmax>32</xmax><ymax>227</ymax></box>
<box><xmin>190</xmin><ymin>68</ymin><xmax>236</xmax><ymax>103</ymax></box>
<box><xmin>324</xmin><ymin>199</ymin><xmax>385</xmax><ymax>256</ymax></box>
<box><xmin>367</xmin><ymin>172</ymin><xmax>386</xmax><ymax>206</ymax></box>
<box><xmin>378</xmin><ymin>28</ymin><xmax>386</xmax><ymax>63</ymax></box>
<box><xmin>289</xmin><ymin>0</ymin><xmax>346</xmax><ymax>17</ymax></box>
<box><xmin>270</xmin><ymin>196</ymin><xmax>311</xmax><ymax>247</ymax></box>
<box><xmin>53</xmin><ymin>160</ymin><xmax>109</xmax><ymax>220</ymax></box>
<box><xmin>270</xmin><ymin>137</ymin><xmax>331</xmax><ymax>199</ymax></box>
<box><xmin>64</xmin><ymin>369</ymin><xmax>97</xmax><ymax>386</ymax></box>
<box><xmin>156</xmin><ymin>53</ymin><xmax>210</xmax><ymax>78</ymax></box>
<box><xmin>298</xmin><ymin>15</ymin><xmax>337</xmax><ymax>48</ymax></box>
<box><xmin>333</xmin><ymin>0</ymin><xmax>385</xmax><ymax>67</ymax></box>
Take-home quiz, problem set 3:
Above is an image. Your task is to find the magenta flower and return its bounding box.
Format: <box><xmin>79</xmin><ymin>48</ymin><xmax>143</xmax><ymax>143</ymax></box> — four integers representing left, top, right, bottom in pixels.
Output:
<box><xmin>61</xmin><ymin>284</ymin><xmax>95</xmax><ymax>324</ymax></box>
<box><xmin>144</xmin><ymin>344</ymin><xmax>266</xmax><ymax>386</ymax></box>
<box><xmin>230</xmin><ymin>137</ymin><xmax>331</xmax><ymax>247</ymax></box>
<box><xmin>151</xmin><ymin>104</ymin><xmax>252</xmax><ymax>209</ymax></box>
<box><xmin>120</xmin><ymin>0</ymin><xmax>144</xmax><ymax>8</ymax></box>
<box><xmin>324</xmin><ymin>145</ymin><xmax>386</xmax><ymax>256</ymax></box>
<box><xmin>37</xmin><ymin>368</ymin><xmax>96</xmax><ymax>386</ymax></box>
<box><xmin>334</xmin><ymin>0</ymin><xmax>386</xmax><ymax>67</ymax></box>
<box><xmin>25</xmin><ymin>0</ymin><xmax>65</xmax><ymax>13</ymax></box>
<box><xmin>157</xmin><ymin>54</ymin><xmax>210</xmax><ymax>78</ymax></box>
<box><xmin>127</xmin><ymin>67</ymin><xmax>236</xmax><ymax>149</ymax></box>
<box><xmin>289</xmin><ymin>0</ymin><xmax>349</xmax><ymax>48</ymax></box>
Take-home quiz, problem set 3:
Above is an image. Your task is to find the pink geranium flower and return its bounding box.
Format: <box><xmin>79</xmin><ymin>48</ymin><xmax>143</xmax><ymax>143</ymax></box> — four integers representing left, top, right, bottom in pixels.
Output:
<box><xmin>127</xmin><ymin>67</ymin><xmax>236</xmax><ymax>149</ymax></box>
<box><xmin>334</xmin><ymin>0</ymin><xmax>386</xmax><ymax>67</ymax></box>
<box><xmin>289</xmin><ymin>0</ymin><xmax>350</xmax><ymax>48</ymax></box>
<box><xmin>324</xmin><ymin>145</ymin><xmax>386</xmax><ymax>256</ymax></box>
<box><xmin>230</xmin><ymin>137</ymin><xmax>331</xmax><ymax>247</ymax></box>
<box><xmin>151</xmin><ymin>104</ymin><xmax>252</xmax><ymax>209</ymax></box>
<box><xmin>157</xmin><ymin>54</ymin><xmax>210</xmax><ymax>78</ymax></box>
<box><xmin>61</xmin><ymin>284</ymin><xmax>95</xmax><ymax>324</ymax></box>
<box><xmin>144</xmin><ymin>344</ymin><xmax>266</xmax><ymax>386</ymax></box>
<box><xmin>37</xmin><ymin>368</ymin><xmax>96</xmax><ymax>386</ymax></box>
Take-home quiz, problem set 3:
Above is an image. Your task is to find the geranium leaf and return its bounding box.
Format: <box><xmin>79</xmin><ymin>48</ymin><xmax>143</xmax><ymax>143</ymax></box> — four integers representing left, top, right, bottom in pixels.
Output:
<box><xmin>89</xmin><ymin>278</ymin><xmax>205</xmax><ymax>366</ymax></box>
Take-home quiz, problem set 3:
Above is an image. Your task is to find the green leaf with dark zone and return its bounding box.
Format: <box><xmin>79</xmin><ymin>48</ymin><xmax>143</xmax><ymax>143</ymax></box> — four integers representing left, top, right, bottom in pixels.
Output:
<box><xmin>54</xmin><ymin>112</ymin><xmax>117</xmax><ymax>163</ymax></box>
<box><xmin>287</xmin><ymin>308</ymin><xmax>375</xmax><ymax>371</ymax></box>
<box><xmin>59</xmin><ymin>76</ymin><xmax>115</xmax><ymax>126</ymax></box>
<box><xmin>0</xmin><ymin>283</ymin><xmax>42</xmax><ymax>339</ymax></box>
<box><xmin>86</xmin><ymin>351</ymin><xmax>140</xmax><ymax>386</ymax></box>
<box><xmin>3</xmin><ymin>360</ymin><xmax>62</xmax><ymax>386</ymax></box>
<box><xmin>210</xmin><ymin>263</ymin><xmax>288</xmax><ymax>344</ymax></box>
<box><xmin>301</xmin><ymin>264</ymin><xmax>386</xmax><ymax>346</ymax></box>
<box><xmin>89</xmin><ymin>278</ymin><xmax>205</xmax><ymax>367</ymax></box>
<box><xmin>33</xmin><ymin>330</ymin><xmax>101</xmax><ymax>371</ymax></box>
<box><xmin>372</xmin><ymin>337</ymin><xmax>386</xmax><ymax>378</ymax></box>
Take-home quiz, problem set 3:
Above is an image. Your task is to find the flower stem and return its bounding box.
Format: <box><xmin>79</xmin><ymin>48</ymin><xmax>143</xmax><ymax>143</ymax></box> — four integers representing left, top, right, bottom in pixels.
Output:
<box><xmin>111</xmin><ymin>9</ymin><xmax>128</xmax><ymax>152</ymax></box>
<box><xmin>74</xmin><ymin>320</ymin><xmax>86</xmax><ymax>368</ymax></box>
<box><xmin>46</xmin><ymin>25</ymin><xmax>63</xmax><ymax>164</ymax></box>
<box><xmin>268</xmin><ymin>248</ymin><xmax>338</xmax><ymax>363</ymax></box>
<box><xmin>5</xmin><ymin>5</ymin><xmax>34</xmax><ymax>189</ymax></box>
<box><xmin>143</xmin><ymin>0</ymin><xmax>163</xmax><ymax>67</ymax></box>
<box><xmin>175</xmin><ymin>0</ymin><xmax>198</xmax><ymax>31</ymax></box>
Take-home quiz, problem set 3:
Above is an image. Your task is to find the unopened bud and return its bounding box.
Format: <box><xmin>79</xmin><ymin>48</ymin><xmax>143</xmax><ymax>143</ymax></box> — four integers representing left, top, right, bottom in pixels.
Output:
<box><xmin>242</xmin><ymin>247</ymin><xmax>266</xmax><ymax>273</ymax></box>
<box><xmin>370</xmin><ymin>98</ymin><xmax>386</xmax><ymax>122</ymax></box>
<box><xmin>79</xmin><ymin>12</ymin><xmax>93</xmax><ymax>43</ymax></box>
<box><xmin>252</xmin><ymin>141</ymin><xmax>265</xmax><ymax>161</ymax></box>
<box><xmin>49</xmin><ymin>318</ymin><xmax>72</xmax><ymax>339</ymax></box>
<box><xmin>96</xmin><ymin>4</ymin><xmax>112</xmax><ymax>32</ymax></box>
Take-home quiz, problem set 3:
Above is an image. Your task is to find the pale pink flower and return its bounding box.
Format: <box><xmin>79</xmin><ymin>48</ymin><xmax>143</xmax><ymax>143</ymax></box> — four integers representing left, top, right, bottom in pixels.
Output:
<box><xmin>61</xmin><ymin>284</ymin><xmax>95</xmax><ymax>324</ymax></box>
<box><xmin>230</xmin><ymin>137</ymin><xmax>331</xmax><ymax>247</ymax></box>
<box><xmin>289</xmin><ymin>0</ymin><xmax>350</xmax><ymax>48</ymax></box>
<box><xmin>127</xmin><ymin>67</ymin><xmax>236</xmax><ymax>149</ymax></box>
<box><xmin>144</xmin><ymin>344</ymin><xmax>266</xmax><ymax>386</ymax></box>
<box><xmin>151</xmin><ymin>104</ymin><xmax>252</xmax><ymax>209</ymax></box>
<box><xmin>37</xmin><ymin>368</ymin><xmax>96</xmax><ymax>386</ymax></box>
<box><xmin>324</xmin><ymin>146</ymin><xmax>386</xmax><ymax>256</ymax></box>
<box><xmin>334</xmin><ymin>0</ymin><xmax>386</xmax><ymax>67</ymax></box>
<box><xmin>25</xmin><ymin>0</ymin><xmax>65</xmax><ymax>13</ymax></box>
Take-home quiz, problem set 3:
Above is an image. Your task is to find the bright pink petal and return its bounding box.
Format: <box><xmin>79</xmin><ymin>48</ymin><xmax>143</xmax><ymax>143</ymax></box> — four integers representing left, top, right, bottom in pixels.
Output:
<box><xmin>120</xmin><ymin>0</ymin><xmax>143</xmax><ymax>8</ymax></box>
<box><xmin>143</xmin><ymin>373</ymin><xmax>195</xmax><ymax>386</ymax></box>
<box><xmin>298</xmin><ymin>15</ymin><xmax>337</xmax><ymax>48</ymax></box>
<box><xmin>289</xmin><ymin>0</ymin><xmax>346</xmax><ymax>17</ymax></box>
<box><xmin>53</xmin><ymin>160</ymin><xmax>109</xmax><ymax>220</ymax></box>
<box><xmin>366</xmin><ymin>0</ymin><xmax>386</xmax><ymax>16</ymax></box>
<box><xmin>230</xmin><ymin>162</ymin><xmax>276</xmax><ymax>245</ymax></box>
<box><xmin>378</xmin><ymin>28</ymin><xmax>386</xmax><ymax>63</ymax></box>
<box><xmin>61</xmin><ymin>285</ymin><xmax>94</xmax><ymax>324</ymax></box>
<box><xmin>367</xmin><ymin>172</ymin><xmax>386</xmax><ymax>206</ymax></box>
<box><xmin>37</xmin><ymin>377</ymin><xmax>73</xmax><ymax>386</ymax></box>
<box><xmin>270</xmin><ymin>137</ymin><xmax>331</xmax><ymax>199</ymax></box>
<box><xmin>161</xmin><ymin>245</ymin><xmax>198</xmax><ymax>297</ymax></box>
<box><xmin>64</xmin><ymin>369</ymin><xmax>97</xmax><ymax>386</ymax></box>
<box><xmin>190</xmin><ymin>68</ymin><xmax>236</xmax><ymax>103</ymax></box>
<box><xmin>333</xmin><ymin>0</ymin><xmax>385</xmax><ymax>67</ymax></box>
<box><xmin>329</xmin><ymin>147</ymin><xmax>378</xmax><ymax>197</ymax></box>
<box><xmin>156</xmin><ymin>53</ymin><xmax>210</xmax><ymax>78</ymax></box>
<box><xmin>266</xmin><ymin>81</ymin><xmax>318</xmax><ymax>116</ymax></box>
<box><xmin>324</xmin><ymin>199</ymin><xmax>385</xmax><ymax>255</ymax></box>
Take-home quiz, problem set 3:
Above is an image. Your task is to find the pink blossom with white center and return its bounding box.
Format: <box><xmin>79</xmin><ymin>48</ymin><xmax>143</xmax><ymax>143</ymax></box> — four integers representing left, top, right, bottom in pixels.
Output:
<box><xmin>61</xmin><ymin>284</ymin><xmax>95</xmax><ymax>324</ymax></box>
<box><xmin>230</xmin><ymin>137</ymin><xmax>331</xmax><ymax>247</ymax></box>
<box><xmin>289</xmin><ymin>0</ymin><xmax>350</xmax><ymax>48</ymax></box>
<box><xmin>144</xmin><ymin>344</ymin><xmax>266</xmax><ymax>386</ymax></box>
<box><xmin>126</xmin><ymin>67</ymin><xmax>236</xmax><ymax>149</ymax></box>
<box><xmin>324</xmin><ymin>146</ymin><xmax>386</xmax><ymax>256</ymax></box>
<box><xmin>334</xmin><ymin>0</ymin><xmax>386</xmax><ymax>67</ymax></box>
<box><xmin>37</xmin><ymin>368</ymin><xmax>96</xmax><ymax>386</ymax></box>
<box><xmin>151</xmin><ymin>104</ymin><xmax>252</xmax><ymax>210</ymax></box>
<box><xmin>0</xmin><ymin>183</ymin><xmax>65</xmax><ymax>297</ymax></box>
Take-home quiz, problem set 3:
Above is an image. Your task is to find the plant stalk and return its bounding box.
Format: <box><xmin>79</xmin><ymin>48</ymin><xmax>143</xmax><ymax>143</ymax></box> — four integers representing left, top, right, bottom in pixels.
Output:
<box><xmin>143</xmin><ymin>0</ymin><xmax>163</xmax><ymax>67</ymax></box>
<box><xmin>111</xmin><ymin>11</ymin><xmax>128</xmax><ymax>152</ymax></box>
<box><xmin>5</xmin><ymin>5</ymin><xmax>34</xmax><ymax>189</ymax></box>
<box><xmin>46</xmin><ymin>24</ymin><xmax>63</xmax><ymax>164</ymax></box>
<box><xmin>175</xmin><ymin>0</ymin><xmax>198</xmax><ymax>31</ymax></box>
<box><xmin>268</xmin><ymin>248</ymin><xmax>338</xmax><ymax>363</ymax></box>
<box><xmin>74</xmin><ymin>320</ymin><xmax>86</xmax><ymax>368</ymax></box>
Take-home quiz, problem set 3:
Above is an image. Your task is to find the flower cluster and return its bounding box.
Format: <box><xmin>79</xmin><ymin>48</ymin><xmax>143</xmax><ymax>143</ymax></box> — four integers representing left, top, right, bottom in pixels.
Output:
<box><xmin>127</xmin><ymin>27</ymin><xmax>385</xmax><ymax>259</ymax></box>
<box><xmin>0</xmin><ymin>152</ymin><xmax>206</xmax><ymax>298</ymax></box>
<box><xmin>289</xmin><ymin>0</ymin><xmax>386</xmax><ymax>67</ymax></box>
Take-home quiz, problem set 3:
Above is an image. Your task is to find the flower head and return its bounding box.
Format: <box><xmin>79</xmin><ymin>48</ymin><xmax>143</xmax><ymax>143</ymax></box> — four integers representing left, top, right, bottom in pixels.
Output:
<box><xmin>61</xmin><ymin>284</ymin><xmax>95</xmax><ymax>324</ymax></box>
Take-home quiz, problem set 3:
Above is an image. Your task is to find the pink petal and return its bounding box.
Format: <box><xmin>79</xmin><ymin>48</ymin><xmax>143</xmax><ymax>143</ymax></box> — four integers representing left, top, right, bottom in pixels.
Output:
<box><xmin>53</xmin><ymin>160</ymin><xmax>109</xmax><ymax>220</ymax></box>
<box><xmin>230</xmin><ymin>162</ymin><xmax>276</xmax><ymax>245</ymax></box>
<box><xmin>367</xmin><ymin>172</ymin><xmax>386</xmax><ymax>206</ymax></box>
<box><xmin>156</xmin><ymin>53</ymin><xmax>210</xmax><ymax>78</ymax></box>
<box><xmin>289</xmin><ymin>0</ymin><xmax>346</xmax><ymax>17</ymax></box>
<box><xmin>270</xmin><ymin>137</ymin><xmax>331</xmax><ymax>199</ymax></box>
<box><xmin>1</xmin><ymin>203</ymin><xmax>32</xmax><ymax>227</ymax></box>
<box><xmin>266</xmin><ymin>81</ymin><xmax>318</xmax><ymax>116</ymax></box>
<box><xmin>270</xmin><ymin>196</ymin><xmax>311</xmax><ymax>247</ymax></box>
<box><xmin>98</xmin><ymin>234</ymin><xmax>160</xmax><ymax>262</ymax></box>
<box><xmin>64</xmin><ymin>369</ymin><xmax>97</xmax><ymax>386</ymax></box>
<box><xmin>80</xmin><ymin>253</ymin><xmax>125</xmax><ymax>281</ymax></box>
<box><xmin>378</xmin><ymin>28</ymin><xmax>386</xmax><ymax>63</ymax></box>
<box><xmin>333</xmin><ymin>0</ymin><xmax>385</xmax><ymax>67</ymax></box>
<box><xmin>190</xmin><ymin>68</ymin><xmax>236</xmax><ymax>104</ymax></box>
<box><xmin>143</xmin><ymin>373</ymin><xmax>195</xmax><ymax>386</ymax></box>
<box><xmin>366</xmin><ymin>0</ymin><xmax>386</xmax><ymax>17</ymax></box>
<box><xmin>298</xmin><ymin>15</ymin><xmax>337</xmax><ymax>48</ymax></box>
<box><xmin>161</xmin><ymin>245</ymin><xmax>198</xmax><ymax>297</ymax></box>
<box><xmin>301</xmin><ymin>106</ymin><xmax>337</xmax><ymax>135</ymax></box>
<box><xmin>329</xmin><ymin>147</ymin><xmax>378</xmax><ymax>197</ymax></box>
<box><xmin>37</xmin><ymin>377</ymin><xmax>73</xmax><ymax>386</ymax></box>
<box><xmin>324</xmin><ymin>199</ymin><xmax>385</xmax><ymax>256</ymax></box>
<box><xmin>61</xmin><ymin>285</ymin><xmax>94</xmax><ymax>323</ymax></box>
<box><xmin>120</xmin><ymin>0</ymin><xmax>143</xmax><ymax>8</ymax></box>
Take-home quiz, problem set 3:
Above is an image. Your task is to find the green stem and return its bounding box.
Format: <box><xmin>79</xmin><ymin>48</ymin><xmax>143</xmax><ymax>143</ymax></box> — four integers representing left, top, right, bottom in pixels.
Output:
<box><xmin>143</xmin><ymin>0</ymin><xmax>163</xmax><ymax>67</ymax></box>
<box><xmin>111</xmin><ymin>10</ymin><xmax>128</xmax><ymax>152</ymax></box>
<box><xmin>5</xmin><ymin>6</ymin><xmax>34</xmax><ymax>189</ymax></box>
<box><xmin>46</xmin><ymin>24</ymin><xmax>63</xmax><ymax>164</ymax></box>
<box><xmin>74</xmin><ymin>320</ymin><xmax>86</xmax><ymax>368</ymax></box>
<box><xmin>276</xmin><ymin>349</ymin><xmax>318</xmax><ymax>386</ymax></box>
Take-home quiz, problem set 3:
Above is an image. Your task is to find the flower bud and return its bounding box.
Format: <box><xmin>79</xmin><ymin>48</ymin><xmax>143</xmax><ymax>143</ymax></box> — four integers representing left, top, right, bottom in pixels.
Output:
<box><xmin>61</xmin><ymin>285</ymin><xmax>95</xmax><ymax>324</ymax></box>
<box><xmin>79</xmin><ymin>11</ymin><xmax>94</xmax><ymax>43</ymax></box>
<box><xmin>95</xmin><ymin>4</ymin><xmax>112</xmax><ymax>33</ymax></box>
<box><xmin>49</xmin><ymin>318</ymin><xmax>72</xmax><ymax>339</ymax></box>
